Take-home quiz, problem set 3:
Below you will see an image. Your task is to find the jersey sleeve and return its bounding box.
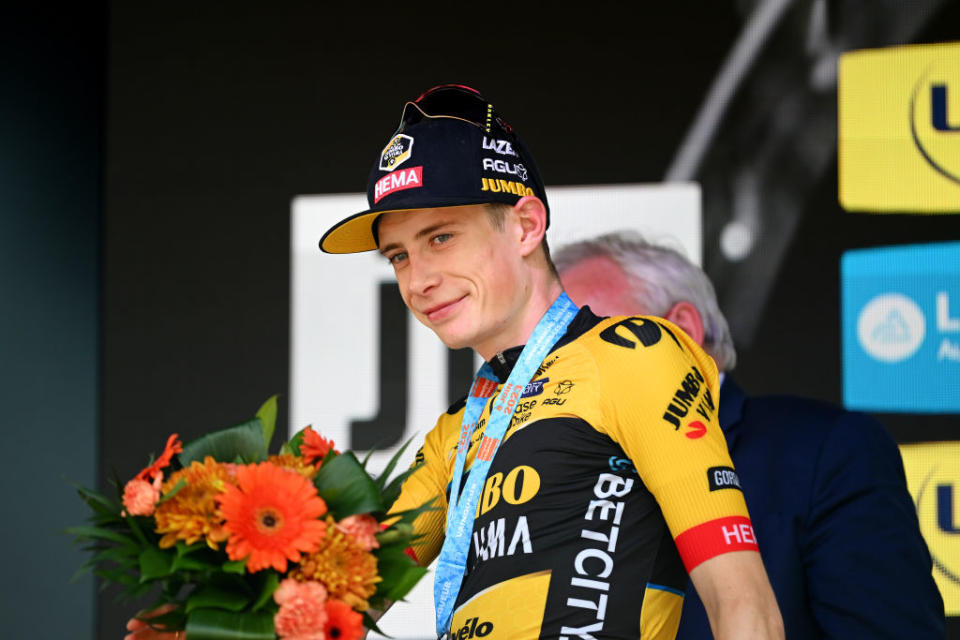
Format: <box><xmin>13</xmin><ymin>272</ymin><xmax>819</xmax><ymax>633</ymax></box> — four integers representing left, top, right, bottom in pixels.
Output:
<box><xmin>591</xmin><ymin>315</ymin><xmax>758</xmax><ymax>573</ymax></box>
<box><xmin>387</xmin><ymin>413</ymin><xmax>453</xmax><ymax>567</ymax></box>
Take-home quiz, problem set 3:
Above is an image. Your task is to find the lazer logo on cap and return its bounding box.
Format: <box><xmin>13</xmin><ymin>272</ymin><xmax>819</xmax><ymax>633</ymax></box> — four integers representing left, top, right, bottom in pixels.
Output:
<box><xmin>379</xmin><ymin>134</ymin><xmax>414</xmax><ymax>171</ymax></box>
<box><xmin>374</xmin><ymin>166</ymin><xmax>423</xmax><ymax>203</ymax></box>
<box><xmin>482</xmin><ymin>158</ymin><xmax>528</xmax><ymax>181</ymax></box>
<box><xmin>482</xmin><ymin>136</ymin><xmax>518</xmax><ymax>157</ymax></box>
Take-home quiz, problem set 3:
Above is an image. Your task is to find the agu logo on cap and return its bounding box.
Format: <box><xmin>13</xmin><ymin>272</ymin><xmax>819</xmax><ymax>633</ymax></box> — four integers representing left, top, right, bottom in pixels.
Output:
<box><xmin>379</xmin><ymin>134</ymin><xmax>414</xmax><ymax>171</ymax></box>
<box><xmin>841</xmin><ymin>242</ymin><xmax>960</xmax><ymax>413</ymax></box>
<box><xmin>900</xmin><ymin>442</ymin><xmax>960</xmax><ymax>615</ymax></box>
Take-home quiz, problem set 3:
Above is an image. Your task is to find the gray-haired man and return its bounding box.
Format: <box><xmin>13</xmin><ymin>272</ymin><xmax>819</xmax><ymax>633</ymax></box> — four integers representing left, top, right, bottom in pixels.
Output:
<box><xmin>555</xmin><ymin>232</ymin><xmax>945</xmax><ymax>639</ymax></box>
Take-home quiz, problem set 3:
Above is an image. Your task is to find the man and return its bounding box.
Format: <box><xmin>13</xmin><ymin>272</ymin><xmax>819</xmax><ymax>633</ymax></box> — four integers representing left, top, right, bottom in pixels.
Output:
<box><xmin>554</xmin><ymin>232</ymin><xmax>946</xmax><ymax>639</ymax></box>
<box><xmin>320</xmin><ymin>85</ymin><xmax>783</xmax><ymax>639</ymax></box>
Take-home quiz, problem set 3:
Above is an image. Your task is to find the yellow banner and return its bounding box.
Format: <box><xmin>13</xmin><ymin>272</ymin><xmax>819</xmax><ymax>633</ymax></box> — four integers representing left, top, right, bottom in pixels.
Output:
<box><xmin>900</xmin><ymin>442</ymin><xmax>960</xmax><ymax>615</ymax></box>
<box><xmin>839</xmin><ymin>42</ymin><xmax>960</xmax><ymax>212</ymax></box>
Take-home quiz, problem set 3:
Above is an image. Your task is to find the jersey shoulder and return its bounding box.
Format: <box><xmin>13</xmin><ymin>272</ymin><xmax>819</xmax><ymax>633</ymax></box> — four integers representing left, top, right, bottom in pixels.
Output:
<box><xmin>574</xmin><ymin>314</ymin><xmax>712</xmax><ymax>373</ymax></box>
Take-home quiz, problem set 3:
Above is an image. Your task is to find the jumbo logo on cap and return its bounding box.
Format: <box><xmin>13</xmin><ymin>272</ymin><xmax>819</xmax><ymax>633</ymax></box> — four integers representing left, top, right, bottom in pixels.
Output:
<box><xmin>379</xmin><ymin>134</ymin><xmax>414</xmax><ymax>171</ymax></box>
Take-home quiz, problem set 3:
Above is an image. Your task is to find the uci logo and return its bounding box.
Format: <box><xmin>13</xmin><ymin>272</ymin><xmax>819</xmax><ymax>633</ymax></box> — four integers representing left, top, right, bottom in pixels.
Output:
<box><xmin>913</xmin><ymin>461</ymin><xmax>960</xmax><ymax>591</ymax></box>
<box><xmin>856</xmin><ymin>293</ymin><xmax>926</xmax><ymax>363</ymax></box>
<box><xmin>910</xmin><ymin>56</ymin><xmax>960</xmax><ymax>184</ymax></box>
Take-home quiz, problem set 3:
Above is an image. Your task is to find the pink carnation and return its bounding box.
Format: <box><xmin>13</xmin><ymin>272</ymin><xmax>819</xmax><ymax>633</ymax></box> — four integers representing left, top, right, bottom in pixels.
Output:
<box><xmin>274</xmin><ymin>578</ymin><xmax>328</xmax><ymax>640</ymax></box>
<box><xmin>122</xmin><ymin>474</ymin><xmax>162</xmax><ymax>516</ymax></box>
<box><xmin>336</xmin><ymin>514</ymin><xmax>380</xmax><ymax>551</ymax></box>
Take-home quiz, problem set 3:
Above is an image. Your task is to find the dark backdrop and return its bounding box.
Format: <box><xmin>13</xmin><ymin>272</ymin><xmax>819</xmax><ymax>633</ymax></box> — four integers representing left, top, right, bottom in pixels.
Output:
<box><xmin>0</xmin><ymin>3</ymin><xmax>102</xmax><ymax>639</ymax></box>
<box><xmin>0</xmin><ymin>0</ymin><xmax>943</xmax><ymax>637</ymax></box>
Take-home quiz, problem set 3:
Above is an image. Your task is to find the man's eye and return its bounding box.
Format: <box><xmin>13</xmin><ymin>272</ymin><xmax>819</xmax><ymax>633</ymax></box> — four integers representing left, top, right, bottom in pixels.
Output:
<box><xmin>388</xmin><ymin>252</ymin><xmax>408</xmax><ymax>265</ymax></box>
<box><xmin>431</xmin><ymin>233</ymin><xmax>452</xmax><ymax>245</ymax></box>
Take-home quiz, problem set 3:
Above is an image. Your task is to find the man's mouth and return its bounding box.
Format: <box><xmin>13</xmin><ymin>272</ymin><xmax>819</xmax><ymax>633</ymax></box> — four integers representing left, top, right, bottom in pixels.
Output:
<box><xmin>423</xmin><ymin>296</ymin><xmax>467</xmax><ymax>323</ymax></box>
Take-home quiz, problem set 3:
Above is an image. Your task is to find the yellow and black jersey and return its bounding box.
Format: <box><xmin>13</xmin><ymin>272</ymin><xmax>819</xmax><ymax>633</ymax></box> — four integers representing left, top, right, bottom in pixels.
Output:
<box><xmin>391</xmin><ymin>307</ymin><xmax>757</xmax><ymax>639</ymax></box>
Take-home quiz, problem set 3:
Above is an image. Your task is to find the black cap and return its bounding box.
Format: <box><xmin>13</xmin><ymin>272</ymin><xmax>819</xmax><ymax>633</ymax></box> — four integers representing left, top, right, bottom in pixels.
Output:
<box><xmin>319</xmin><ymin>85</ymin><xmax>549</xmax><ymax>254</ymax></box>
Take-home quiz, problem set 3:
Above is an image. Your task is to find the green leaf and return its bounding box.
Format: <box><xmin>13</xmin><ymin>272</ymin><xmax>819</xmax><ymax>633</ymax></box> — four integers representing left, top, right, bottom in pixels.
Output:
<box><xmin>251</xmin><ymin>571</ymin><xmax>279</xmax><ymax>612</ymax></box>
<box><xmin>185</xmin><ymin>586</ymin><xmax>251</xmax><ymax>614</ymax></box>
<box><xmin>377</xmin><ymin>553</ymin><xmax>427</xmax><ymax>602</ymax></box>
<box><xmin>280</xmin><ymin>425</ymin><xmax>309</xmax><ymax>456</ymax></box>
<box><xmin>179</xmin><ymin>418</ymin><xmax>268</xmax><ymax>465</ymax></box>
<box><xmin>313</xmin><ymin>451</ymin><xmax>383</xmax><ymax>517</ymax></box>
<box><xmin>185</xmin><ymin>608</ymin><xmax>275</xmax><ymax>640</ymax></box>
<box><xmin>156</xmin><ymin>478</ymin><xmax>187</xmax><ymax>506</ymax></box>
<box><xmin>66</xmin><ymin>525</ymin><xmax>139</xmax><ymax>548</ymax></box>
<box><xmin>374</xmin><ymin>522</ymin><xmax>415</xmax><ymax>547</ymax></box>
<box><xmin>362</xmin><ymin>611</ymin><xmax>389</xmax><ymax>638</ymax></box>
<box><xmin>255</xmin><ymin>395</ymin><xmax>279</xmax><ymax>449</ymax></box>
<box><xmin>71</xmin><ymin>481</ymin><xmax>121</xmax><ymax>516</ymax></box>
<box><xmin>221</xmin><ymin>558</ymin><xmax>247</xmax><ymax>574</ymax></box>
<box><xmin>139</xmin><ymin>546</ymin><xmax>174</xmax><ymax>581</ymax></box>
<box><xmin>375</xmin><ymin>437</ymin><xmax>414</xmax><ymax>491</ymax></box>
<box><xmin>171</xmin><ymin>554</ymin><xmax>219</xmax><ymax>573</ymax></box>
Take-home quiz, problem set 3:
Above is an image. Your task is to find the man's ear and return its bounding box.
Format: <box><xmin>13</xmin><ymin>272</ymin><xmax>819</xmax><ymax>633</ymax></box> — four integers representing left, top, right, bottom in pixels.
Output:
<box><xmin>664</xmin><ymin>301</ymin><xmax>705</xmax><ymax>346</ymax></box>
<box><xmin>512</xmin><ymin>196</ymin><xmax>548</xmax><ymax>258</ymax></box>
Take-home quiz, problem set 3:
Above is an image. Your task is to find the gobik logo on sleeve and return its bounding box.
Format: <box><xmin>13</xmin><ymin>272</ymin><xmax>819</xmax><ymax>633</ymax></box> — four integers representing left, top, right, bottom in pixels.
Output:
<box><xmin>900</xmin><ymin>442</ymin><xmax>960</xmax><ymax>615</ymax></box>
<box><xmin>841</xmin><ymin>242</ymin><xmax>960</xmax><ymax>412</ymax></box>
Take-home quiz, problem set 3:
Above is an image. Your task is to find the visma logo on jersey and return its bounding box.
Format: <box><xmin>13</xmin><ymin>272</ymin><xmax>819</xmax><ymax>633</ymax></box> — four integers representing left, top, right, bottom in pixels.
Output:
<box><xmin>899</xmin><ymin>443</ymin><xmax>960</xmax><ymax>615</ymax></box>
<box><xmin>841</xmin><ymin>242</ymin><xmax>960</xmax><ymax>412</ymax></box>
<box><xmin>838</xmin><ymin>41</ymin><xmax>960</xmax><ymax>212</ymax></box>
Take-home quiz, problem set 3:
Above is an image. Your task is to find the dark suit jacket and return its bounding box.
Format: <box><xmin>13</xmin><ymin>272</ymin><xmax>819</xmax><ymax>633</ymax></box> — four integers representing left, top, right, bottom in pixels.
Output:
<box><xmin>675</xmin><ymin>377</ymin><xmax>945</xmax><ymax>639</ymax></box>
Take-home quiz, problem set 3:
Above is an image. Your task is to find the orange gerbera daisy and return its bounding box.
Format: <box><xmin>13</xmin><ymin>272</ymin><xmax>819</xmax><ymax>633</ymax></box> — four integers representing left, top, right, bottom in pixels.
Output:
<box><xmin>300</xmin><ymin>428</ymin><xmax>338</xmax><ymax>466</ymax></box>
<box><xmin>293</xmin><ymin>516</ymin><xmax>381</xmax><ymax>611</ymax></box>
<box><xmin>154</xmin><ymin>456</ymin><xmax>233</xmax><ymax>549</ymax></box>
<box><xmin>218</xmin><ymin>462</ymin><xmax>328</xmax><ymax>573</ymax></box>
<box><xmin>324</xmin><ymin>599</ymin><xmax>364</xmax><ymax>640</ymax></box>
<box><xmin>134</xmin><ymin>433</ymin><xmax>183</xmax><ymax>482</ymax></box>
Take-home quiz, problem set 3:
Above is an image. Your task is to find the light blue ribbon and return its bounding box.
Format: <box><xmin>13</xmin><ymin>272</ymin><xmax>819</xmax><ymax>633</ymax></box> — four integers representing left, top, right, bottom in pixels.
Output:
<box><xmin>433</xmin><ymin>293</ymin><xmax>578</xmax><ymax>637</ymax></box>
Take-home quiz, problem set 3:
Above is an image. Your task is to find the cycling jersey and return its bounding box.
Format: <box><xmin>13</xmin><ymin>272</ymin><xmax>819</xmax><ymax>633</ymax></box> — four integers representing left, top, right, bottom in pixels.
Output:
<box><xmin>391</xmin><ymin>307</ymin><xmax>758</xmax><ymax>639</ymax></box>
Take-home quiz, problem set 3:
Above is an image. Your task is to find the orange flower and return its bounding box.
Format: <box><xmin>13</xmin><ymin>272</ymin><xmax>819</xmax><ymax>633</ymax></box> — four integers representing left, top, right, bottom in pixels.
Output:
<box><xmin>122</xmin><ymin>475</ymin><xmax>162</xmax><ymax>517</ymax></box>
<box><xmin>300</xmin><ymin>428</ymin><xmax>338</xmax><ymax>466</ymax></box>
<box><xmin>134</xmin><ymin>433</ymin><xmax>183</xmax><ymax>482</ymax></box>
<box><xmin>154</xmin><ymin>456</ymin><xmax>233</xmax><ymax>549</ymax></box>
<box><xmin>218</xmin><ymin>462</ymin><xmax>328</xmax><ymax>573</ymax></box>
<box><xmin>273</xmin><ymin>578</ymin><xmax>328</xmax><ymax>640</ymax></box>
<box><xmin>336</xmin><ymin>515</ymin><xmax>380</xmax><ymax>551</ymax></box>
<box><xmin>293</xmin><ymin>516</ymin><xmax>380</xmax><ymax>611</ymax></box>
<box><xmin>269</xmin><ymin>454</ymin><xmax>318</xmax><ymax>480</ymax></box>
<box><xmin>324</xmin><ymin>599</ymin><xmax>364</xmax><ymax>640</ymax></box>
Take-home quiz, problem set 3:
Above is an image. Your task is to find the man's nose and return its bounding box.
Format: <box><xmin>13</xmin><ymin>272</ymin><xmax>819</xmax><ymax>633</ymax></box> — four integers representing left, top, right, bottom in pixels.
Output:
<box><xmin>406</xmin><ymin>255</ymin><xmax>441</xmax><ymax>297</ymax></box>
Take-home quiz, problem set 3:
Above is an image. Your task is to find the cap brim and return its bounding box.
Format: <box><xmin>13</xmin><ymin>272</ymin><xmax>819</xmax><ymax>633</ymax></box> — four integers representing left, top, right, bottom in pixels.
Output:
<box><xmin>319</xmin><ymin>209</ymin><xmax>383</xmax><ymax>254</ymax></box>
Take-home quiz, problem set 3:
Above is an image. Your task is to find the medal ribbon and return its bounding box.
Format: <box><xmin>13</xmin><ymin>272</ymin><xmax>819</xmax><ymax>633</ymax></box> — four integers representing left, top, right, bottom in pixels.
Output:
<box><xmin>433</xmin><ymin>293</ymin><xmax>578</xmax><ymax>636</ymax></box>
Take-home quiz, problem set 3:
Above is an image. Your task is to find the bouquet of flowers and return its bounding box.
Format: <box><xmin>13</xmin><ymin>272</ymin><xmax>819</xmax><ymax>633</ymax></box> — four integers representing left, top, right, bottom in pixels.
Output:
<box><xmin>69</xmin><ymin>397</ymin><xmax>433</xmax><ymax>640</ymax></box>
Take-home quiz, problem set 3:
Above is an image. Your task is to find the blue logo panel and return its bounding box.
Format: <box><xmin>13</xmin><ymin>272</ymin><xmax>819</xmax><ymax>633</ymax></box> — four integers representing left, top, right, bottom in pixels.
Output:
<box><xmin>841</xmin><ymin>242</ymin><xmax>960</xmax><ymax>413</ymax></box>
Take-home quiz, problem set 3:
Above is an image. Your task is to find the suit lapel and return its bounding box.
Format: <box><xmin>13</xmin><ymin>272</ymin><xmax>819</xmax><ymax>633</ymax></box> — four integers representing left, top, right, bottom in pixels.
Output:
<box><xmin>719</xmin><ymin>376</ymin><xmax>747</xmax><ymax>450</ymax></box>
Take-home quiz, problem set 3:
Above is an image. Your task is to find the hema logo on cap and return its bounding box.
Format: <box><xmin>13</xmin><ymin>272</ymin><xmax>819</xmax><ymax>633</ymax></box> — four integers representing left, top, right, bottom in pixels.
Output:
<box><xmin>841</xmin><ymin>242</ymin><xmax>960</xmax><ymax>413</ymax></box>
<box><xmin>374</xmin><ymin>166</ymin><xmax>423</xmax><ymax>203</ymax></box>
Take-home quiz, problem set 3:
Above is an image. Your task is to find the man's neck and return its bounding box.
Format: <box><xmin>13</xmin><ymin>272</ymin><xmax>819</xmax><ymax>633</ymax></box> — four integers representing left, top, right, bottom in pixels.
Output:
<box><xmin>473</xmin><ymin>278</ymin><xmax>565</xmax><ymax>362</ymax></box>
